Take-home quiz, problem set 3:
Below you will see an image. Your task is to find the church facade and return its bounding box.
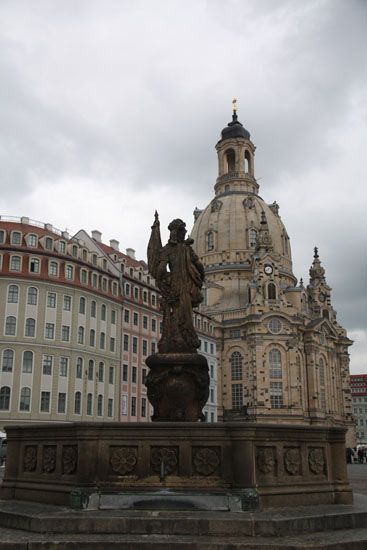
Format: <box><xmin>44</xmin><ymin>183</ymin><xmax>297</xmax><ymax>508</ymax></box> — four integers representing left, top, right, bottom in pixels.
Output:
<box><xmin>191</xmin><ymin>108</ymin><xmax>353</xmax><ymax>427</ymax></box>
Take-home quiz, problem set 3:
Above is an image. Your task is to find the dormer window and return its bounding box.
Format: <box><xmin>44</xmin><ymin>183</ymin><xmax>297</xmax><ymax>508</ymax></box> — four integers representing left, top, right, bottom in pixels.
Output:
<box><xmin>92</xmin><ymin>254</ymin><xmax>97</xmax><ymax>266</ymax></box>
<box><xmin>82</xmin><ymin>249</ymin><xmax>87</xmax><ymax>261</ymax></box>
<box><xmin>59</xmin><ymin>241</ymin><xmax>66</xmax><ymax>253</ymax></box>
<box><xmin>72</xmin><ymin>245</ymin><xmax>78</xmax><ymax>257</ymax></box>
<box><xmin>11</xmin><ymin>231</ymin><xmax>22</xmax><ymax>245</ymax></box>
<box><xmin>27</xmin><ymin>234</ymin><xmax>37</xmax><ymax>247</ymax></box>
<box><xmin>45</xmin><ymin>237</ymin><xmax>53</xmax><ymax>250</ymax></box>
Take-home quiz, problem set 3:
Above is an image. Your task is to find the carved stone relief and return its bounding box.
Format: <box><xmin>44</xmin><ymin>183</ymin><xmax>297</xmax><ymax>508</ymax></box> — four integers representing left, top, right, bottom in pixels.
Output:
<box><xmin>42</xmin><ymin>445</ymin><xmax>57</xmax><ymax>473</ymax></box>
<box><xmin>284</xmin><ymin>447</ymin><xmax>302</xmax><ymax>475</ymax></box>
<box><xmin>62</xmin><ymin>445</ymin><xmax>78</xmax><ymax>475</ymax></box>
<box><xmin>308</xmin><ymin>447</ymin><xmax>326</xmax><ymax>475</ymax></box>
<box><xmin>192</xmin><ymin>447</ymin><xmax>220</xmax><ymax>476</ymax></box>
<box><xmin>23</xmin><ymin>445</ymin><xmax>37</xmax><ymax>472</ymax></box>
<box><xmin>110</xmin><ymin>446</ymin><xmax>137</xmax><ymax>476</ymax></box>
<box><xmin>211</xmin><ymin>199</ymin><xmax>223</xmax><ymax>212</ymax></box>
<box><xmin>256</xmin><ymin>446</ymin><xmax>277</xmax><ymax>475</ymax></box>
<box><xmin>150</xmin><ymin>447</ymin><xmax>178</xmax><ymax>475</ymax></box>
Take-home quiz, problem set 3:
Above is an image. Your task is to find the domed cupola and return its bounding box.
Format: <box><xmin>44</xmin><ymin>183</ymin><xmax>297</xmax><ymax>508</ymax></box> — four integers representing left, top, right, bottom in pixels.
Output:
<box><xmin>220</xmin><ymin>111</ymin><xmax>251</xmax><ymax>141</ymax></box>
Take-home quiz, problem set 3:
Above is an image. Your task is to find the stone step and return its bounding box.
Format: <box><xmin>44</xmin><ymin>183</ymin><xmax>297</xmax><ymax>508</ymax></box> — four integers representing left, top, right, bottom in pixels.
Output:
<box><xmin>2</xmin><ymin>496</ymin><xmax>367</xmax><ymax>538</ymax></box>
<box><xmin>1</xmin><ymin>528</ymin><xmax>367</xmax><ymax>549</ymax></box>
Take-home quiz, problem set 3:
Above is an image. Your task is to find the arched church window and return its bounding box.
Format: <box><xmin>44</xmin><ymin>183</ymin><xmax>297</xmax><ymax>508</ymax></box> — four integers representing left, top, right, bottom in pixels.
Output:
<box><xmin>268</xmin><ymin>283</ymin><xmax>276</xmax><ymax>300</ymax></box>
<box><xmin>231</xmin><ymin>351</ymin><xmax>243</xmax><ymax>381</ymax></box>
<box><xmin>319</xmin><ymin>357</ymin><xmax>325</xmax><ymax>386</ymax></box>
<box><xmin>244</xmin><ymin>150</ymin><xmax>251</xmax><ymax>173</ymax></box>
<box><xmin>206</xmin><ymin>231</ymin><xmax>214</xmax><ymax>252</ymax></box>
<box><xmin>247</xmin><ymin>286</ymin><xmax>251</xmax><ymax>304</ymax></box>
<box><xmin>269</xmin><ymin>348</ymin><xmax>282</xmax><ymax>379</ymax></box>
<box><xmin>248</xmin><ymin>228</ymin><xmax>257</xmax><ymax>248</ymax></box>
<box><xmin>224</xmin><ymin>149</ymin><xmax>235</xmax><ymax>172</ymax></box>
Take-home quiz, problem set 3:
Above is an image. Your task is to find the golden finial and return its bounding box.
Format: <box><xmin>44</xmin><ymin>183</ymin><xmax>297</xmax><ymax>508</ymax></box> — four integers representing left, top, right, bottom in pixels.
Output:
<box><xmin>232</xmin><ymin>98</ymin><xmax>237</xmax><ymax>113</ymax></box>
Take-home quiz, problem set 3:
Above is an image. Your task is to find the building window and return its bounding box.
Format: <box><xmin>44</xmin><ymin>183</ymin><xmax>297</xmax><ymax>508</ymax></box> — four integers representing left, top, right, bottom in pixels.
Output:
<box><xmin>132</xmin><ymin>337</ymin><xmax>138</xmax><ymax>354</ymax></box>
<box><xmin>91</xmin><ymin>301</ymin><xmax>96</xmax><ymax>317</ymax></box>
<box><xmin>230</xmin><ymin>329</ymin><xmax>241</xmax><ymax>338</ymax></box>
<box><xmin>27</xmin><ymin>287</ymin><xmax>38</xmax><ymax>305</ymax></box>
<box><xmin>29</xmin><ymin>257</ymin><xmax>40</xmax><ymax>273</ymax></box>
<box><xmin>268</xmin><ymin>283</ymin><xmax>277</xmax><ymax>300</ymax></box>
<box><xmin>110</xmin><ymin>337</ymin><xmax>115</xmax><ymax>352</ymax></box>
<box><xmin>10</xmin><ymin>255</ymin><xmax>21</xmax><ymax>271</ymax></box>
<box><xmin>65</xmin><ymin>265</ymin><xmax>74</xmax><ymax>280</ymax></box>
<box><xmin>207</xmin><ymin>231</ymin><xmax>214</xmax><ymax>251</ymax></box>
<box><xmin>133</xmin><ymin>312</ymin><xmax>138</xmax><ymax>326</ymax></box>
<box><xmin>79</xmin><ymin>296</ymin><xmax>86</xmax><ymax>314</ymax></box>
<box><xmin>78</xmin><ymin>326</ymin><xmax>84</xmax><ymax>344</ymax></box>
<box><xmin>248</xmin><ymin>228</ymin><xmax>257</xmax><ymax>248</ymax></box>
<box><xmin>87</xmin><ymin>359</ymin><xmax>94</xmax><ymax>380</ymax></box>
<box><xmin>210</xmin><ymin>364</ymin><xmax>214</xmax><ymax>378</ymax></box>
<box><xmin>141</xmin><ymin>397</ymin><xmax>147</xmax><ymax>417</ymax></box>
<box><xmin>74</xmin><ymin>392</ymin><xmax>81</xmax><ymax>415</ymax></box>
<box><xmin>0</xmin><ymin>230</ymin><xmax>5</xmax><ymax>244</ymax></box>
<box><xmin>2</xmin><ymin>349</ymin><xmax>14</xmax><ymax>372</ymax></box>
<box><xmin>123</xmin><ymin>335</ymin><xmax>129</xmax><ymax>351</ymax></box>
<box><xmin>122</xmin><ymin>364</ymin><xmax>128</xmax><ymax>382</ymax></box>
<box><xmin>111</xmin><ymin>310</ymin><xmax>116</xmax><ymax>324</ymax></box>
<box><xmin>151</xmin><ymin>319</ymin><xmax>156</xmax><ymax>332</ymax></box>
<box><xmin>131</xmin><ymin>396</ymin><xmax>136</xmax><ymax>416</ymax></box>
<box><xmin>231</xmin><ymin>384</ymin><xmax>243</xmax><ymax>409</ymax></box>
<box><xmin>100</xmin><ymin>332</ymin><xmax>105</xmax><ymax>349</ymax></box>
<box><xmin>134</xmin><ymin>287</ymin><xmax>139</xmax><ymax>300</ymax></box>
<box><xmin>42</xmin><ymin>355</ymin><xmax>53</xmax><ymax>375</ymax></box>
<box><xmin>97</xmin><ymin>395</ymin><xmax>103</xmax><ymax>416</ymax></box>
<box><xmin>101</xmin><ymin>304</ymin><xmax>106</xmax><ymax>320</ymax></box>
<box><xmin>269</xmin><ymin>349</ymin><xmax>282</xmax><ymax>379</ymax></box>
<box><xmin>268</xmin><ymin>317</ymin><xmax>282</xmax><ymax>334</ymax></box>
<box><xmin>63</xmin><ymin>295</ymin><xmax>72</xmax><ymax>311</ymax></box>
<box><xmin>61</xmin><ymin>325</ymin><xmax>70</xmax><ymax>342</ymax></box>
<box><xmin>109</xmin><ymin>366</ymin><xmax>114</xmax><ymax>384</ymax></box>
<box><xmin>25</xmin><ymin>318</ymin><xmax>36</xmax><ymax>337</ymax></box>
<box><xmin>40</xmin><ymin>391</ymin><xmax>50</xmax><ymax>412</ymax></box>
<box><xmin>90</xmin><ymin>329</ymin><xmax>95</xmax><ymax>347</ymax></box>
<box><xmin>210</xmin><ymin>389</ymin><xmax>214</xmax><ymax>403</ymax></box>
<box><xmin>151</xmin><ymin>342</ymin><xmax>156</xmax><ymax>354</ymax></box>
<box><xmin>47</xmin><ymin>292</ymin><xmax>56</xmax><ymax>308</ymax></box>
<box><xmin>125</xmin><ymin>283</ymin><xmax>130</xmax><ymax>296</ymax></box>
<box><xmin>108</xmin><ymin>398</ymin><xmax>113</xmax><ymax>417</ymax></box>
<box><xmin>7</xmin><ymin>285</ymin><xmax>19</xmax><ymax>303</ymax></box>
<box><xmin>98</xmin><ymin>362</ymin><xmax>104</xmax><ymax>382</ymax></box>
<box><xmin>19</xmin><ymin>387</ymin><xmax>31</xmax><ymax>411</ymax></box>
<box><xmin>5</xmin><ymin>316</ymin><xmax>17</xmax><ymax>336</ymax></box>
<box><xmin>57</xmin><ymin>392</ymin><xmax>66</xmax><ymax>413</ymax></box>
<box><xmin>81</xmin><ymin>269</ymin><xmax>88</xmax><ymax>284</ymax></box>
<box><xmin>92</xmin><ymin>273</ymin><xmax>98</xmax><ymax>287</ymax></box>
<box><xmin>143</xmin><ymin>316</ymin><xmax>148</xmax><ymax>329</ymax></box>
<box><xmin>231</xmin><ymin>351</ymin><xmax>243</xmax><ymax>381</ymax></box>
<box><xmin>86</xmin><ymin>393</ymin><xmax>93</xmax><ymax>415</ymax></box>
<box><xmin>27</xmin><ymin>233</ymin><xmax>37</xmax><ymax>247</ymax></box>
<box><xmin>76</xmin><ymin>357</ymin><xmax>83</xmax><ymax>378</ymax></box>
<box><xmin>152</xmin><ymin>294</ymin><xmax>156</xmax><ymax>306</ymax></box>
<box><xmin>0</xmin><ymin>386</ymin><xmax>10</xmax><ymax>411</ymax></box>
<box><xmin>59</xmin><ymin>240</ymin><xmax>66</xmax><ymax>253</ymax></box>
<box><xmin>72</xmin><ymin>245</ymin><xmax>78</xmax><ymax>257</ymax></box>
<box><xmin>270</xmin><ymin>382</ymin><xmax>283</xmax><ymax>408</ymax></box>
<box><xmin>45</xmin><ymin>323</ymin><xmax>55</xmax><ymax>339</ymax></box>
<box><xmin>45</xmin><ymin>237</ymin><xmax>53</xmax><ymax>250</ymax></box>
<box><xmin>49</xmin><ymin>261</ymin><xmax>58</xmax><ymax>276</ymax></box>
<box><xmin>143</xmin><ymin>291</ymin><xmax>147</xmax><ymax>302</ymax></box>
<box><xmin>60</xmin><ymin>357</ymin><xmax>68</xmax><ymax>377</ymax></box>
<box><xmin>132</xmin><ymin>366</ymin><xmax>137</xmax><ymax>384</ymax></box>
<box><xmin>11</xmin><ymin>231</ymin><xmax>22</xmax><ymax>245</ymax></box>
<box><xmin>142</xmin><ymin>340</ymin><xmax>148</xmax><ymax>356</ymax></box>
<box><xmin>142</xmin><ymin>368</ymin><xmax>147</xmax><ymax>385</ymax></box>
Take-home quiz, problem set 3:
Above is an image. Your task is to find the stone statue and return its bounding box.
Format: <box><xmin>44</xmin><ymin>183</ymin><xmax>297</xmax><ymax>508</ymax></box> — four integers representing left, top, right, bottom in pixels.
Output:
<box><xmin>145</xmin><ymin>212</ymin><xmax>209</xmax><ymax>422</ymax></box>
<box><xmin>147</xmin><ymin>212</ymin><xmax>205</xmax><ymax>354</ymax></box>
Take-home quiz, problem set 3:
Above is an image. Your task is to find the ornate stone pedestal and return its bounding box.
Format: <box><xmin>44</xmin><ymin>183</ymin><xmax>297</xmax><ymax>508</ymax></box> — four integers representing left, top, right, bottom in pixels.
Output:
<box><xmin>145</xmin><ymin>353</ymin><xmax>209</xmax><ymax>421</ymax></box>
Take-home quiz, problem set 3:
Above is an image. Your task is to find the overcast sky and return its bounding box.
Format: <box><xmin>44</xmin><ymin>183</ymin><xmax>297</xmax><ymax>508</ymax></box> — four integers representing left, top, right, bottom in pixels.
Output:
<box><xmin>0</xmin><ymin>0</ymin><xmax>366</xmax><ymax>372</ymax></box>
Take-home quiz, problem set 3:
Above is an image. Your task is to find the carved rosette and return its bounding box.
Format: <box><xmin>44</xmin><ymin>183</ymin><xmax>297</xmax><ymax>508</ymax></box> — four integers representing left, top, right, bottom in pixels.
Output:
<box><xmin>23</xmin><ymin>445</ymin><xmax>37</xmax><ymax>472</ymax></box>
<box><xmin>308</xmin><ymin>447</ymin><xmax>326</xmax><ymax>475</ymax></box>
<box><xmin>42</xmin><ymin>446</ymin><xmax>57</xmax><ymax>473</ymax></box>
<box><xmin>284</xmin><ymin>448</ymin><xmax>302</xmax><ymax>476</ymax></box>
<box><xmin>256</xmin><ymin>447</ymin><xmax>276</xmax><ymax>475</ymax></box>
<box><xmin>150</xmin><ymin>447</ymin><xmax>178</xmax><ymax>475</ymax></box>
<box><xmin>193</xmin><ymin>447</ymin><xmax>220</xmax><ymax>476</ymax></box>
<box><xmin>62</xmin><ymin>445</ymin><xmax>78</xmax><ymax>475</ymax></box>
<box><xmin>110</xmin><ymin>447</ymin><xmax>137</xmax><ymax>476</ymax></box>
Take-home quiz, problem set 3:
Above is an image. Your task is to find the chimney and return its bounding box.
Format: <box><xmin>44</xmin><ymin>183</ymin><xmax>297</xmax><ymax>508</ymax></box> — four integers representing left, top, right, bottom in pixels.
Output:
<box><xmin>92</xmin><ymin>230</ymin><xmax>102</xmax><ymax>243</ymax></box>
<box><xmin>126</xmin><ymin>248</ymin><xmax>136</xmax><ymax>259</ymax></box>
<box><xmin>110</xmin><ymin>239</ymin><xmax>120</xmax><ymax>251</ymax></box>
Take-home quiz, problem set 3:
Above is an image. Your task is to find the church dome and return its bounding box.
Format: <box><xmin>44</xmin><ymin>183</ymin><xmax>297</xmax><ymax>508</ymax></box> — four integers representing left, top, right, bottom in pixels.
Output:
<box><xmin>220</xmin><ymin>113</ymin><xmax>251</xmax><ymax>141</ymax></box>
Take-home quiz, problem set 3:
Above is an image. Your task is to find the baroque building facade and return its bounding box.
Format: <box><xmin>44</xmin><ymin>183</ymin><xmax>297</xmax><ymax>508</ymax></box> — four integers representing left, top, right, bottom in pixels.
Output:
<box><xmin>190</xmin><ymin>109</ymin><xmax>353</xmax><ymax>426</ymax></box>
<box><xmin>0</xmin><ymin>217</ymin><xmax>219</xmax><ymax>428</ymax></box>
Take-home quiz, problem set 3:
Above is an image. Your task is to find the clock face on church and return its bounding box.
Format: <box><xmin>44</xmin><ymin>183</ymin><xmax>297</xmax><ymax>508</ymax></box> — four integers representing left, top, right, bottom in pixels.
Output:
<box><xmin>264</xmin><ymin>264</ymin><xmax>273</xmax><ymax>275</ymax></box>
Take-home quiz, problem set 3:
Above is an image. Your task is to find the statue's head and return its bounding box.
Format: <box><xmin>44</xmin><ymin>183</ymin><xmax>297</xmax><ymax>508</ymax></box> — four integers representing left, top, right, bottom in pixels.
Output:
<box><xmin>168</xmin><ymin>219</ymin><xmax>186</xmax><ymax>243</ymax></box>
